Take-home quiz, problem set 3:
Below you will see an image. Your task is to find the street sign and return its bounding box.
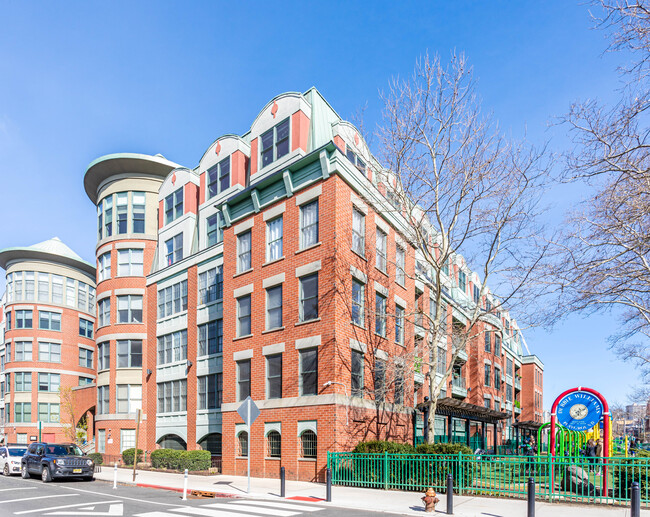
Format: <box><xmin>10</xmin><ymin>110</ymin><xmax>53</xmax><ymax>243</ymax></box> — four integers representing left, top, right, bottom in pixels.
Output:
<box><xmin>237</xmin><ymin>396</ymin><xmax>260</xmax><ymax>426</ymax></box>
<box><xmin>237</xmin><ymin>396</ymin><xmax>260</xmax><ymax>494</ymax></box>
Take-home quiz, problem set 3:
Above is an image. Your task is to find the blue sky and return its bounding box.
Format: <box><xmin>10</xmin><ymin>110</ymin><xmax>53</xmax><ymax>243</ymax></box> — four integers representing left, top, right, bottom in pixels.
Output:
<box><xmin>0</xmin><ymin>1</ymin><xmax>638</xmax><ymax>408</ymax></box>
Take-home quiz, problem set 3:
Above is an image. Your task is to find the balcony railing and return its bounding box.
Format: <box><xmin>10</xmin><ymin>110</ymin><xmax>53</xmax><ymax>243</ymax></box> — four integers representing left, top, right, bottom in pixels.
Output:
<box><xmin>451</xmin><ymin>376</ymin><xmax>467</xmax><ymax>399</ymax></box>
<box><xmin>515</xmin><ymin>377</ymin><xmax>521</xmax><ymax>390</ymax></box>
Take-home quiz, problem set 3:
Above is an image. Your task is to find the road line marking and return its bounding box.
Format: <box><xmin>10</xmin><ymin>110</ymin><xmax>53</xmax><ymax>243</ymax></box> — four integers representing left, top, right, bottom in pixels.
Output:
<box><xmin>46</xmin><ymin>502</ymin><xmax>123</xmax><ymax>516</ymax></box>
<box><xmin>57</xmin><ymin>486</ymin><xmax>177</xmax><ymax>507</ymax></box>
<box><xmin>0</xmin><ymin>494</ymin><xmax>77</xmax><ymax>504</ymax></box>
<box><xmin>230</xmin><ymin>501</ymin><xmax>324</xmax><ymax>511</ymax></box>
<box><xmin>170</xmin><ymin>507</ymin><xmax>286</xmax><ymax>517</ymax></box>
<box><xmin>0</xmin><ymin>487</ymin><xmax>37</xmax><ymax>492</ymax></box>
<box><xmin>15</xmin><ymin>500</ymin><xmax>123</xmax><ymax>514</ymax></box>
<box><xmin>200</xmin><ymin>503</ymin><xmax>299</xmax><ymax>516</ymax></box>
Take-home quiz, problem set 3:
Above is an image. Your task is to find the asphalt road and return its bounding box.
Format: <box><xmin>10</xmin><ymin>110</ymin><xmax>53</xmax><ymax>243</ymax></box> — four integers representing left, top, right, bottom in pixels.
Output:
<box><xmin>0</xmin><ymin>474</ymin><xmax>396</xmax><ymax>517</ymax></box>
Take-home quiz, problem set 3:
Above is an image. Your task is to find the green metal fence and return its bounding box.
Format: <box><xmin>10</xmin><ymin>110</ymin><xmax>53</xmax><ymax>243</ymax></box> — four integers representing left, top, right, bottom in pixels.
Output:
<box><xmin>327</xmin><ymin>452</ymin><xmax>650</xmax><ymax>506</ymax></box>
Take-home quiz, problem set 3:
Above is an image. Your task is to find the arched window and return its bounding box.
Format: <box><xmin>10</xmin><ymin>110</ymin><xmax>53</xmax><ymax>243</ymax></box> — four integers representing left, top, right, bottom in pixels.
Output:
<box><xmin>300</xmin><ymin>430</ymin><xmax>317</xmax><ymax>459</ymax></box>
<box><xmin>157</xmin><ymin>435</ymin><xmax>187</xmax><ymax>450</ymax></box>
<box><xmin>198</xmin><ymin>433</ymin><xmax>222</xmax><ymax>456</ymax></box>
<box><xmin>266</xmin><ymin>431</ymin><xmax>281</xmax><ymax>458</ymax></box>
<box><xmin>238</xmin><ymin>431</ymin><xmax>248</xmax><ymax>457</ymax></box>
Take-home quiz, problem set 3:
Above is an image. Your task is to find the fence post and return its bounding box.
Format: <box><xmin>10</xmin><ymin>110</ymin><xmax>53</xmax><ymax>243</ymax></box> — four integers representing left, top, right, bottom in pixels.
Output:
<box><xmin>446</xmin><ymin>473</ymin><xmax>453</xmax><ymax>515</ymax></box>
<box><xmin>457</xmin><ymin>452</ymin><xmax>463</xmax><ymax>496</ymax></box>
<box><xmin>527</xmin><ymin>477</ymin><xmax>535</xmax><ymax>517</ymax></box>
<box><xmin>631</xmin><ymin>481</ymin><xmax>640</xmax><ymax>517</ymax></box>
<box><xmin>383</xmin><ymin>451</ymin><xmax>389</xmax><ymax>490</ymax></box>
<box><xmin>280</xmin><ymin>466</ymin><xmax>285</xmax><ymax>498</ymax></box>
<box><xmin>326</xmin><ymin>467</ymin><xmax>332</xmax><ymax>502</ymax></box>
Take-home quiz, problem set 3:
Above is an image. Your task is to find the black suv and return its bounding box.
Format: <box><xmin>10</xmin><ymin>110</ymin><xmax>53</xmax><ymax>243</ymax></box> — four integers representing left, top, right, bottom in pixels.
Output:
<box><xmin>21</xmin><ymin>442</ymin><xmax>94</xmax><ymax>482</ymax></box>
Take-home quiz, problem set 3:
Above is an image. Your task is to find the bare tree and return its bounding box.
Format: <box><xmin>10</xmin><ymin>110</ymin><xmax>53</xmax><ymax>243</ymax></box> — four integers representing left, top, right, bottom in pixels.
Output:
<box><xmin>554</xmin><ymin>1</ymin><xmax>650</xmax><ymax>377</ymax></box>
<box><xmin>377</xmin><ymin>53</ymin><xmax>553</xmax><ymax>441</ymax></box>
<box><xmin>60</xmin><ymin>386</ymin><xmax>85</xmax><ymax>444</ymax></box>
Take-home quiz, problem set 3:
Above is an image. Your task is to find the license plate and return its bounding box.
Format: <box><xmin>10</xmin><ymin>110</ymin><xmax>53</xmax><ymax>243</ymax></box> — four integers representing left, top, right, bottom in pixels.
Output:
<box><xmin>73</xmin><ymin>468</ymin><xmax>82</xmax><ymax>473</ymax></box>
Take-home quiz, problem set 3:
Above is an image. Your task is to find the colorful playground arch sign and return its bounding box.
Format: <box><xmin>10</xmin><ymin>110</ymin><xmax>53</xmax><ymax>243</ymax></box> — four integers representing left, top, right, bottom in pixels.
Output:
<box><xmin>556</xmin><ymin>390</ymin><xmax>604</xmax><ymax>432</ymax></box>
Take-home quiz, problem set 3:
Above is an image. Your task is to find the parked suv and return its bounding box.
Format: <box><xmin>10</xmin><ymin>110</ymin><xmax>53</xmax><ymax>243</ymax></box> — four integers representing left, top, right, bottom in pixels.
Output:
<box><xmin>21</xmin><ymin>442</ymin><xmax>94</xmax><ymax>482</ymax></box>
<box><xmin>0</xmin><ymin>445</ymin><xmax>28</xmax><ymax>476</ymax></box>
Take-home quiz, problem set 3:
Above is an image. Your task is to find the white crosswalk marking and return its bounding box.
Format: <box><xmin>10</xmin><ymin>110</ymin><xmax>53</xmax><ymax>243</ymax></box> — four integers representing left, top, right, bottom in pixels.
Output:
<box><xmin>172</xmin><ymin>506</ymin><xmax>297</xmax><ymax>517</ymax></box>
<box><xmin>229</xmin><ymin>501</ymin><xmax>323</xmax><ymax>512</ymax></box>
<box><xmin>200</xmin><ymin>503</ymin><xmax>299</xmax><ymax>516</ymax></box>
<box><xmin>15</xmin><ymin>500</ymin><xmax>123</xmax><ymax>515</ymax></box>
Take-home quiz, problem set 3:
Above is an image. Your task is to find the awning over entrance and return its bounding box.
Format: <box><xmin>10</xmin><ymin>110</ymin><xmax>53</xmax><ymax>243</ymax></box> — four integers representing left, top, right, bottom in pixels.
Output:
<box><xmin>433</xmin><ymin>397</ymin><xmax>509</xmax><ymax>423</ymax></box>
<box><xmin>513</xmin><ymin>420</ymin><xmax>545</xmax><ymax>431</ymax></box>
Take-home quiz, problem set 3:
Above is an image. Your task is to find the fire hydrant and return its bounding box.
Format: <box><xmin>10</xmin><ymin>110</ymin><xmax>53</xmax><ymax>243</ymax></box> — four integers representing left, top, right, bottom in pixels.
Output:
<box><xmin>421</xmin><ymin>487</ymin><xmax>439</xmax><ymax>512</ymax></box>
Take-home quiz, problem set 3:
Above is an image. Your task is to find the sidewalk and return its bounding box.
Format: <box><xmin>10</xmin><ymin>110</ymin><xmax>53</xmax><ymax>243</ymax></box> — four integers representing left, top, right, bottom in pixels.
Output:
<box><xmin>95</xmin><ymin>466</ymin><xmax>650</xmax><ymax>517</ymax></box>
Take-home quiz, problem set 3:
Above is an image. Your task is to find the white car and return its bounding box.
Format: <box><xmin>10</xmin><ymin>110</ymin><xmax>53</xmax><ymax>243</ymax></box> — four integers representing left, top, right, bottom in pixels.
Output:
<box><xmin>0</xmin><ymin>446</ymin><xmax>28</xmax><ymax>476</ymax></box>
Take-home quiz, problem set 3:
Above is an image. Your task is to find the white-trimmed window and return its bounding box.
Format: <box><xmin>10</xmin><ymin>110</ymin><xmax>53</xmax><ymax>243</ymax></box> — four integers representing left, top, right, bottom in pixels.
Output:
<box><xmin>266</xmin><ymin>217</ymin><xmax>283</xmax><ymax>262</ymax></box>
<box><xmin>25</xmin><ymin>271</ymin><xmax>35</xmax><ymax>300</ymax></box>
<box><xmin>237</xmin><ymin>231</ymin><xmax>252</xmax><ymax>273</ymax></box>
<box><xmin>117</xmin><ymin>249</ymin><xmax>144</xmax><ymax>276</ymax></box>
<box><xmin>300</xmin><ymin>430</ymin><xmax>317</xmax><ymax>459</ymax></box>
<box><xmin>300</xmin><ymin>200</ymin><xmax>319</xmax><ymax>249</ymax></box>
<box><xmin>79</xmin><ymin>347</ymin><xmax>93</xmax><ymax>368</ymax></box>
<box><xmin>158</xmin><ymin>280</ymin><xmax>188</xmax><ymax>318</ymax></box>
<box><xmin>300</xmin><ymin>348</ymin><xmax>318</xmax><ymax>396</ymax></box>
<box><xmin>165</xmin><ymin>234</ymin><xmax>183</xmax><ymax>266</ymax></box>
<box><xmin>39</xmin><ymin>342</ymin><xmax>61</xmax><ymax>362</ymax></box>
<box><xmin>375</xmin><ymin>292</ymin><xmax>386</xmax><ymax>337</ymax></box>
<box><xmin>38</xmin><ymin>373</ymin><xmax>60</xmax><ymax>392</ymax></box>
<box><xmin>116</xmin><ymin>192</ymin><xmax>128</xmax><ymax>234</ymax></box>
<box><xmin>16</xmin><ymin>309</ymin><xmax>32</xmax><ymax>329</ymax></box>
<box><xmin>299</xmin><ymin>273</ymin><xmax>318</xmax><ymax>322</ymax></box>
<box><xmin>116</xmin><ymin>384</ymin><xmax>142</xmax><ymax>413</ymax></box>
<box><xmin>117</xmin><ymin>295</ymin><xmax>143</xmax><ymax>323</ymax></box>
<box><xmin>260</xmin><ymin>118</ymin><xmax>290</xmax><ymax>168</ymax></box>
<box><xmin>157</xmin><ymin>380</ymin><xmax>187</xmax><ymax>413</ymax></box>
<box><xmin>98</xmin><ymin>298</ymin><xmax>110</xmax><ymax>327</ymax></box>
<box><xmin>15</xmin><ymin>341</ymin><xmax>32</xmax><ymax>361</ymax></box>
<box><xmin>266</xmin><ymin>285</ymin><xmax>283</xmax><ymax>330</ymax></box>
<box><xmin>352</xmin><ymin>279</ymin><xmax>365</xmax><ymax>326</ymax></box>
<box><xmin>237</xmin><ymin>360</ymin><xmax>251</xmax><ymax>401</ymax></box>
<box><xmin>117</xmin><ymin>339</ymin><xmax>142</xmax><ymax>368</ymax></box>
<box><xmin>206</xmin><ymin>213</ymin><xmax>223</xmax><ymax>246</ymax></box>
<box><xmin>207</xmin><ymin>157</ymin><xmax>230</xmax><ymax>198</ymax></box>
<box><xmin>267</xmin><ymin>430</ymin><xmax>281</xmax><ymax>458</ymax></box>
<box><xmin>238</xmin><ymin>430</ymin><xmax>249</xmax><ymax>457</ymax></box>
<box><xmin>165</xmin><ymin>187</ymin><xmax>184</xmax><ymax>225</ymax></box>
<box><xmin>38</xmin><ymin>403</ymin><xmax>60</xmax><ymax>423</ymax></box>
<box><xmin>376</xmin><ymin>228</ymin><xmax>387</xmax><ymax>272</ymax></box>
<box><xmin>396</xmin><ymin>246</ymin><xmax>405</xmax><ymax>286</ymax></box>
<box><xmin>38</xmin><ymin>273</ymin><xmax>50</xmax><ymax>302</ymax></box>
<box><xmin>39</xmin><ymin>311</ymin><xmax>61</xmax><ymax>331</ymax></box>
<box><xmin>14</xmin><ymin>372</ymin><xmax>31</xmax><ymax>392</ymax></box>
<box><xmin>66</xmin><ymin>278</ymin><xmax>75</xmax><ymax>307</ymax></box>
<box><xmin>132</xmin><ymin>192</ymin><xmax>146</xmax><ymax>233</ymax></box>
<box><xmin>267</xmin><ymin>353</ymin><xmax>282</xmax><ymax>399</ymax></box>
<box><xmin>98</xmin><ymin>386</ymin><xmax>110</xmax><ymax>414</ymax></box>
<box><xmin>351</xmin><ymin>350</ymin><xmax>364</xmax><ymax>398</ymax></box>
<box><xmin>237</xmin><ymin>295</ymin><xmax>252</xmax><ymax>337</ymax></box>
<box><xmin>104</xmin><ymin>195</ymin><xmax>113</xmax><ymax>237</ymax></box>
<box><xmin>352</xmin><ymin>208</ymin><xmax>365</xmax><ymax>256</ymax></box>
<box><xmin>52</xmin><ymin>275</ymin><xmax>63</xmax><ymax>304</ymax></box>
<box><xmin>120</xmin><ymin>429</ymin><xmax>136</xmax><ymax>453</ymax></box>
<box><xmin>198</xmin><ymin>319</ymin><xmax>223</xmax><ymax>356</ymax></box>
<box><xmin>98</xmin><ymin>342</ymin><xmax>110</xmax><ymax>370</ymax></box>
<box><xmin>14</xmin><ymin>403</ymin><xmax>31</xmax><ymax>423</ymax></box>
<box><xmin>198</xmin><ymin>267</ymin><xmax>222</xmax><ymax>304</ymax></box>
<box><xmin>374</xmin><ymin>359</ymin><xmax>386</xmax><ymax>402</ymax></box>
<box><xmin>97</xmin><ymin>429</ymin><xmax>106</xmax><ymax>453</ymax></box>
<box><xmin>78</xmin><ymin>282</ymin><xmax>89</xmax><ymax>312</ymax></box>
<box><xmin>157</xmin><ymin>330</ymin><xmax>188</xmax><ymax>364</ymax></box>
<box><xmin>395</xmin><ymin>305</ymin><xmax>405</xmax><ymax>345</ymax></box>
<box><xmin>79</xmin><ymin>318</ymin><xmax>94</xmax><ymax>338</ymax></box>
<box><xmin>79</xmin><ymin>376</ymin><xmax>93</xmax><ymax>386</ymax></box>
<box><xmin>198</xmin><ymin>373</ymin><xmax>223</xmax><ymax>410</ymax></box>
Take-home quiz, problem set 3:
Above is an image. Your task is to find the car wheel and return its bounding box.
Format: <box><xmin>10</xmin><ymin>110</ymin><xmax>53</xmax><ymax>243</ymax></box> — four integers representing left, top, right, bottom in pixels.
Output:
<box><xmin>21</xmin><ymin>464</ymin><xmax>30</xmax><ymax>479</ymax></box>
<box><xmin>41</xmin><ymin>466</ymin><xmax>52</xmax><ymax>483</ymax></box>
<box><xmin>3</xmin><ymin>464</ymin><xmax>9</xmax><ymax>476</ymax></box>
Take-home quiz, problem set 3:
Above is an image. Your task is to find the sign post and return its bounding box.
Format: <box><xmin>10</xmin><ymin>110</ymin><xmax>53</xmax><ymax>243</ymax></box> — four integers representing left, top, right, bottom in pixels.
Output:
<box><xmin>132</xmin><ymin>408</ymin><xmax>141</xmax><ymax>482</ymax></box>
<box><xmin>237</xmin><ymin>396</ymin><xmax>260</xmax><ymax>494</ymax></box>
<box><xmin>38</xmin><ymin>421</ymin><xmax>42</xmax><ymax>442</ymax></box>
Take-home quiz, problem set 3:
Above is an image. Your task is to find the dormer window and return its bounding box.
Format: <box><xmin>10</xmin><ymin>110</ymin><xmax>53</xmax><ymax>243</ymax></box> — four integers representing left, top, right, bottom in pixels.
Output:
<box><xmin>207</xmin><ymin>157</ymin><xmax>230</xmax><ymax>199</ymax></box>
<box><xmin>261</xmin><ymin>118</ymin><xmax>290</xmax><ymax>168</ymax></box>
<box><xmin>165</xmin><ymin>188</ymin><xmax>183</xmax><ymax>225</ymax></box>
<box><xmin>346</xmin><ymin>147</ymin><xmax>366</xmax><ymax>174</ymax></box>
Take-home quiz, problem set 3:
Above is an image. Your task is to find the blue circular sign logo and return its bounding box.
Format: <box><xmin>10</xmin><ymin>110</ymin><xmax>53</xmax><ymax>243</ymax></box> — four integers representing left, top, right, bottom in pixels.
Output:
<box><xmin>556</xmin><ymin>391</ymin><xmax>603</xmax><ymax>431</ymax></box>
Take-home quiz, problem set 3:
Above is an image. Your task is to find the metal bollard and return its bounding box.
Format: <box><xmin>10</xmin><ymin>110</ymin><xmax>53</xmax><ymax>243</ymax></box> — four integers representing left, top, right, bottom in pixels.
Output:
<box><xmin>527</xmin><ymin>477</ymin><xmax>535</xmax><ymax>517</ymax></box>
<box><xmin>182</xmin><ymin>469</ymin><xmax>188</xmax><ymax>501</ymax></box>
<box><xmin>631</xmin><ymin>482</ymin><xmax>640</xmax><ymax>517</ymax></box>
<box><xmin>280</xmin><ymin>466</ymin><xmax>286</xmax><ymax>498</ymax></box>
<box><xmin>446</xmin><ymin>473</ymin><xmax>453</xmax><ymax>515</ymax></box>
<box><xmin>326</xmin><ymin>468</ymin><xmax>332</xmax><ymax>502</ymax></box>
<box><xmin>113</xmin><ymin>463</ymin><xmax>118</xmax><ymax>489</ymax></box>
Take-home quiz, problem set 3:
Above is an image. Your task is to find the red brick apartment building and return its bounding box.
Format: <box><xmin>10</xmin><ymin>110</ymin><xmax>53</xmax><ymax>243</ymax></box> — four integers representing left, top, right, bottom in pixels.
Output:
<box><xmin>0</xmin><ymin>88</ymin><xmax>543</xmax><ymax>480</ymax></box>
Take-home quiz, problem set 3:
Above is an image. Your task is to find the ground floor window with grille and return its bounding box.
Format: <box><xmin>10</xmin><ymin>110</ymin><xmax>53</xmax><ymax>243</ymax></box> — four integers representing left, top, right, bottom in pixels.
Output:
<box><xmin>300</xmin><ymin>430</ymin><xmax>317</xmax><ymax>459</ymax></box>
<box><xmin>120</xmin><ymin>429</ymin><xmax>135</xmax><ymax>452</ymax></box>
<box><xmin>266</xmin><ymin>431</ymin><xmax>281</xmax><ymax>458</ymax></box>
<box><xmin>237</xmin><ymin>430</ymin><xmax>248</xmax><ymax>457</ymax></box>
<box><xmin>199</xmin><ymin>433</ymin><xmax>222</xmax><ymax>456</ymax></box>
